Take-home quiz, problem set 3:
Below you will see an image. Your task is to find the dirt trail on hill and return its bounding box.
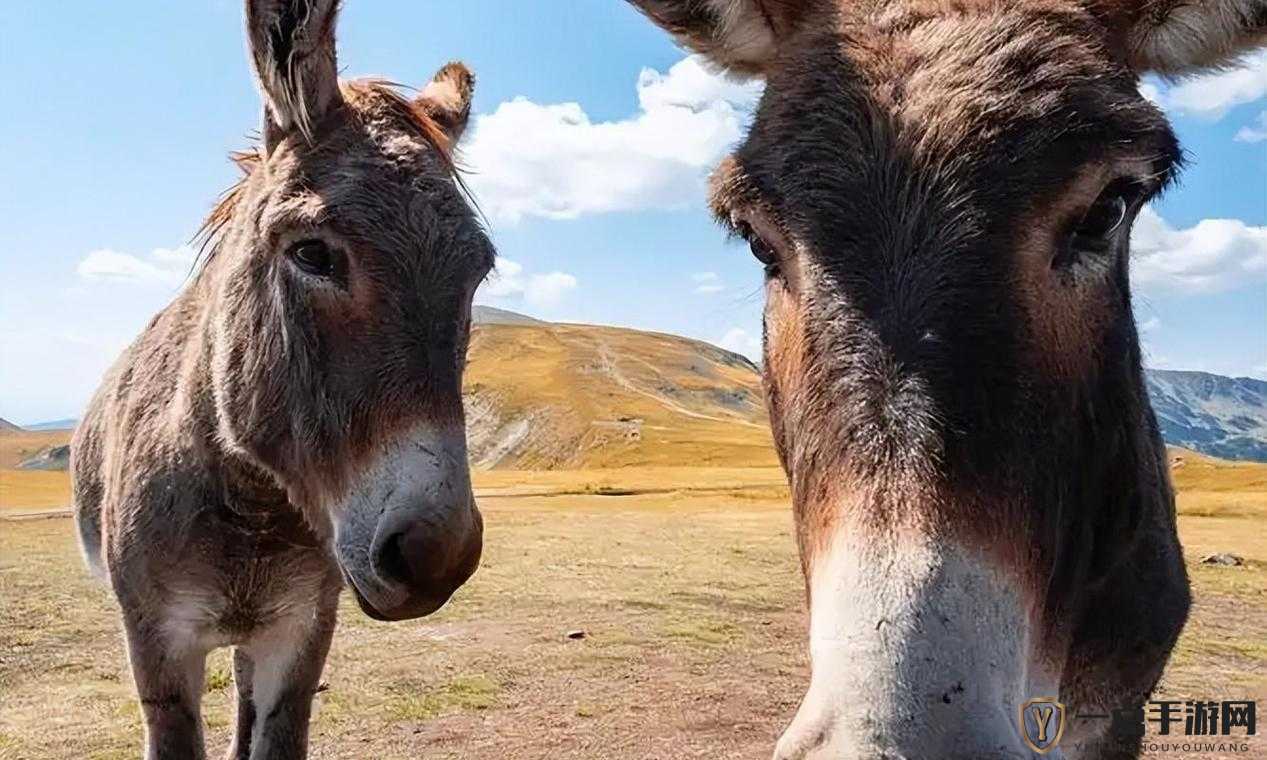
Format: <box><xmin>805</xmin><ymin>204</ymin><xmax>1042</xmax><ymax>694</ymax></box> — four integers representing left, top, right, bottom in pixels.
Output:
<box><xmin>593</xmin><ymin>338</ymin><xmax>755</xmax><ymax>427</ymax></box>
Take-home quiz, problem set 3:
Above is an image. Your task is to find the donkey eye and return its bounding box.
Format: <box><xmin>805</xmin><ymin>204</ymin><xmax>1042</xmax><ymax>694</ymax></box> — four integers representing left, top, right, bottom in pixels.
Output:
<box><xmin>1056</xmin><ymin>180</ymin><xmax>1143</xmax><ymax>270</ymax></box>
<box><xmin>287</xmin><ymin>240</ymin><xmax>342</xmax><ymax>279</ymax></box>
<box><xmin>1076</xmin><ymin>193</ymin><xmax>1128</xmax><ymax>240</ymax></box>
<box><xmin>1075</xmin><ymin>177</ymin><xmax>1147</xmax><ymax>241</ymax></box>
<box><xmin>737</xmin><ymin>222</ymin><xmax>779</xmax><ymax>271</ymax></box>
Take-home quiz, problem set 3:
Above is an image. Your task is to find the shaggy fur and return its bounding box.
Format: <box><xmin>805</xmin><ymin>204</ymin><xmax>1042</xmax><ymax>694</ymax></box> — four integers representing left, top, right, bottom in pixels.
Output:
<box><xmin>72</xmin><ymin>2</ymin><xmax>489</xmax><ymax>758</ymax></box>
<box><xmin>629</xmin><ymin>1</ymin><xmax>1265</xmax><ymax>758</ymax></box>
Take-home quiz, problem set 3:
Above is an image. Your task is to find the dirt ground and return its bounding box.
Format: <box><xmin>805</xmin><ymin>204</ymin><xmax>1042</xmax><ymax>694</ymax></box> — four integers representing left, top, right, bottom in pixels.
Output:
<box><xmin>1</xmin><ymin>470</ymin><xmax>1264</xmax><ymax>760</ymax></box>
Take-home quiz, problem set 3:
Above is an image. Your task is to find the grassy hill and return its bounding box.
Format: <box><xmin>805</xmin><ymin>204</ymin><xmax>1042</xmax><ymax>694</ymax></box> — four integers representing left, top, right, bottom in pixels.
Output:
<box><xmin>0</xmin><ymin>428</ymin><xmax>74</xmax><ymax>510</ymax></box>
<box><xmin>464</xmin><ymin>321</ymin><xmax>776</xmax><ymax>470</ymax></box>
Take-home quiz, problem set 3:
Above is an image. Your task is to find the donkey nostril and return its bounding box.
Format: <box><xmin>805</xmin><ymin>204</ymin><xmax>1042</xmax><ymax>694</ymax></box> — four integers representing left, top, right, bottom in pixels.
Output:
<box><xmin>375</xmin><ymin>531</ymin><xmax>413</xmax><ymax>587</ymax></box>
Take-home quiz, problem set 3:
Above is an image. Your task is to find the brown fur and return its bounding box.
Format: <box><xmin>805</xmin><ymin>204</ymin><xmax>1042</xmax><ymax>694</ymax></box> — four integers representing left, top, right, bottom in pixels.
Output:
<box><xmin>72</xmin><ymin>2</ymin><xmax>489</xmax><ymax>758</ymax></box>
<box><xmin>631</xmin><ymin>0</ymin><xmax>1265</xmax><ymax>757</ymax></box>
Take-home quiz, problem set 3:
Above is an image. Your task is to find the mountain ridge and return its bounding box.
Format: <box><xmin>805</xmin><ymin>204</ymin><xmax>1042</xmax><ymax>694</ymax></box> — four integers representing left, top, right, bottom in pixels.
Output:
<box><xmin>1145</xmin><ymin>369</ymin><xmax>1267</xmax><ymax>462</ymax></box>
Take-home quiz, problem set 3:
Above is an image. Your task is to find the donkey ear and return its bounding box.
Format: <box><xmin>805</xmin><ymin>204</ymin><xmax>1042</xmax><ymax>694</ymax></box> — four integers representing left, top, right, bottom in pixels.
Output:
<box><xmin>417</xmin><ymin>62</ymin><xmax>475</xmax><ymax>141</ymax></box>
<box><xmin>1118</xmin><ymin>0</ymin><xmax>1267</xmax><ymax>75</ymax></box>
<box><xmin>625</xmin><ymin>0</ymin><xmax>808</xmax><ymax>75</ymax></box>
<box><xmin>245</xmin><ymin>0</ymin><xmax>343</xmax><ymax>151</ymax></box>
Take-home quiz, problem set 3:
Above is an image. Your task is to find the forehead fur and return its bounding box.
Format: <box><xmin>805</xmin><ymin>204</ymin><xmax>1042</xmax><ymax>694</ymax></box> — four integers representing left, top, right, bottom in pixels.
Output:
<box><xmin>198</xmin><ymin>79</ymin><xmax>460</xmax><ymax>257</ymax></box>
<box><xmin>337</xmin><ymin>80</ymin><xmax>457</xmax><ymax>170</ymax></box>
<box><xmin>732</xmin><ymin>1</ymin><xmax>1177</xmax><ymax>235</ymax></box>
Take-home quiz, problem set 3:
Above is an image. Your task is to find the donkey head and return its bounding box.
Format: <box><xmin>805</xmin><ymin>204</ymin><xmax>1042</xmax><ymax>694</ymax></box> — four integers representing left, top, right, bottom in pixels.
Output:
<box><xmin>631</xmin><ymin>0</ymin><xmax>1265</xmax><ymax>757</ymax></box>
<box><xmin>207</xmin><ymin>0</ymin><xmax>487</xmax><ymax>621</ymax></box>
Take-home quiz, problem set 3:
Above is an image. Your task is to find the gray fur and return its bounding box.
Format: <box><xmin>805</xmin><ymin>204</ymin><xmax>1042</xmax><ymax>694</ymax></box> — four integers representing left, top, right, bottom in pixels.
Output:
<box><xmin>627</xmin><ymin>1</ymin><xmax>1266</xmax><ymax>758</ymax></box>
<box><xmin>72</xmin><ymin>2</ymin><xmax>487</xmax><ymax>758</ymax></box>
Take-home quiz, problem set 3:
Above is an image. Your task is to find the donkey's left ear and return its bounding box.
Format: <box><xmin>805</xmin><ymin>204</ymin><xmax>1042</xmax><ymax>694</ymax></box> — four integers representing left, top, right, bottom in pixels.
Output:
<box><xmin>417</xmin><ymin>62</ymin><xmax>475</xmax><ymax>141</ymax></box>
<box><xmin>625</xmin><ymin>0</ymin><xmax>810</xmax><ymax>76</ymax></box>
<box><xmin>1115</xmin><ymin>0</ymin><xmax>1267</xmax><ymax>75</ymax></box>
<box><xmin>245</xmin><ymin>0</ymin><xmax>343</xmax><ymax>152</ymax></box>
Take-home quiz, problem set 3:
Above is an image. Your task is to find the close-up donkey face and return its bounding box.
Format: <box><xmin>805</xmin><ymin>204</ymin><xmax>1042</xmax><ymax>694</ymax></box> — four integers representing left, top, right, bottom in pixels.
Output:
<box><xmin>628</xmin><ymin>0</ymin><xmax>1264</xmax><ymax>757</ymax></box>
<box><xmin>711</xmin><ymin>11</ymin><xmax>1177</xmax><ymax>753</ymax></box>
<box><xmin>208</xmin><ymin>0</ymin><xmax>490</xmax><ymax>621</ymax></box>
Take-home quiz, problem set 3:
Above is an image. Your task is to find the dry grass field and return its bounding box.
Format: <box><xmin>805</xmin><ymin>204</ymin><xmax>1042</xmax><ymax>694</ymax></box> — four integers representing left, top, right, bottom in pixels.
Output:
<box><xmin>0</xmin><ymin>430</ymin><xmax>72</xmax><ymax>512</ymax></box>
<box><xmin>1</xmin><ymin>459</ymin><xmax>1264</xmax><ymax>760</ymax></box>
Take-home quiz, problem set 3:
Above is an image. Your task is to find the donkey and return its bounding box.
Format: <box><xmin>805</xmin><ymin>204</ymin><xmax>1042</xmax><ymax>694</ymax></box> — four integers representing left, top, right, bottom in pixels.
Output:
<box><xmin>71</xmin><ymin>2</ymin><xmax>491</xmax><ymax>758</ymax></box>
<box><xmin>629</xmin><ymin>1</ymin><xmax>1266</xmax><ymax>758</ymax></box>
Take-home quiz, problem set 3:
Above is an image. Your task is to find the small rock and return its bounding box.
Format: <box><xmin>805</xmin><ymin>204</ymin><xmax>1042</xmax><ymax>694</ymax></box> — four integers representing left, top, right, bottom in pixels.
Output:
<box><xmin>1201</xmin><ymin>553</ymin><xmax>1244</xmax><ymax>566</ymax></box>
<box><xmin>315</xmin><ymin>681</ymin><xmax>330</xmax><ymax>693</ymax></box>
<box><xmin>565</xmin><ymin>629</ymin><xmax>587</xmax><ymax>640</ymax></box>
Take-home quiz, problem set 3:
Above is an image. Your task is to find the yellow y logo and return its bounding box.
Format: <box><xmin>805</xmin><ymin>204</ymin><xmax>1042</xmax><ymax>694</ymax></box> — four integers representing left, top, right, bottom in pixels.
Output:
<box><xmin>1019</xmin><ymin>698</ymin><xmax>1067</xmax><ymax>754</ymax></box>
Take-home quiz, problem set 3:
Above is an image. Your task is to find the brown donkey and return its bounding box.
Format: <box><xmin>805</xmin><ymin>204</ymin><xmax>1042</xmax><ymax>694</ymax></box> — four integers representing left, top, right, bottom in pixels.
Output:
<box><xmin>71</xmin><ymin>2</ymin><xmax>490</xmax><ymax>758</ymax></box>
<box><xmin>629</xmin><ymin>1</ymin><xmax>1266</xmax><ymax>758</ymax></box>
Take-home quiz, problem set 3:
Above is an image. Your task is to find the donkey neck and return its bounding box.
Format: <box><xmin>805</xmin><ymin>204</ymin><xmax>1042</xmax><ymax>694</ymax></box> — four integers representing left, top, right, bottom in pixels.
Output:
<box><xmin>156</xmin><ymin>269</ymin><xmax>317</xmax><ymax>545</ymax></box>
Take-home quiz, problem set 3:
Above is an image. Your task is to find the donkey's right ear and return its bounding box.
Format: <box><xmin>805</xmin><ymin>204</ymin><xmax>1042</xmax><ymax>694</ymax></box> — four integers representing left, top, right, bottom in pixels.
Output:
<box><xmin>245</xmin><ymin>0</ymin><xmax>344</xmax><ymax>153</ymax></box>
<box><xmin>625</xmin><ymin>0</ymin><xmax>810</xmax><ymax>76</ymax></box>
<box><xmin>417</xmin><ymin>62</ymin><xmax>475</xmax><ymax>141</ymax></box>
<box><xmin>1115</xmin><ymin>0</ymin><xmax>1267</xmax><ymax>75</ymax></box>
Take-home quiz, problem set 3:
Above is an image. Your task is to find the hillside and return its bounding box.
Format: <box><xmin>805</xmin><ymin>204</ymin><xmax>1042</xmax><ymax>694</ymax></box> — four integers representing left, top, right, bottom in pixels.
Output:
<box><xmin>464</xmin><ymin>318</ymin><xmax>776</xmax><ymax>470</ymax></box>
<box><xmin>0</xmin><ymin>417</ymin><xmax>22</xmax><ymax>433</ymax></box>
<box><xmin>1146</xmin><ymin>370</ymin><xmax>1267</xmax><ymax>462</ymax></box>
<box><xmin>17</xmin><ymin>445</ymin><xmax>70</xmax><ymax>471</ymax></box>
<box><xmin>0</xmin><ymin>429</ymin><xmax>75</xmax><ymax>510</ymax></box>
<box><xmin>0</xmin><ymin>429</ymin><xmax>71</xmax><ymax>469</ymax></box>
<box><xmin>472</xmin><ymin>304</ymin><xmax>545</xmax><ymax>326</ymax></box>
<box><xmin>22</xmin><ymin>418</ymin><xmax>77</xmax><ymax>431</ymax></box>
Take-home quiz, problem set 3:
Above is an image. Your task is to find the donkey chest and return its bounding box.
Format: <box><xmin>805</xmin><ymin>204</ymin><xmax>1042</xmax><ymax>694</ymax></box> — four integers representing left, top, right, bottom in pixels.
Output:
<box><xmin>166</xmin><ymin>540</ymin><xmax>337</xmax><ymax>648</ymax></box>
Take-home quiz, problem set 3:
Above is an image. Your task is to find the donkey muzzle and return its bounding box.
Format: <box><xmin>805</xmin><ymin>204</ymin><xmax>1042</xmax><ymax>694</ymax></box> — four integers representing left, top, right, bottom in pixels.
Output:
<box><xmin>331</xmin><ymin>426</ymin><xmax>483</xmax><ymax>621</ymax></box>
<box><xmin>776</xmin><ymin>534</ymin><xmax>1057</xmax><ymax>760</ymax></box>
<box><xmin>358</xmin><ymin>499</ymin><xmax>483</xmax><ymax>621</ymax></box>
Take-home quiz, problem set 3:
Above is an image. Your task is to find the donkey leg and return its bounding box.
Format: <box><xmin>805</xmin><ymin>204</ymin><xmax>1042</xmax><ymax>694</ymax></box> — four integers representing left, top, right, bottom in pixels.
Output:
<box><xmin>243</xmin><ymin>597</ymin><xmax>338</xmax><ymax>760</ymax></box>
<box><xmin>225</xmin><ymin>648</ymin><xmax>256</xmax><ymax>760</ymax></box>
<box><xmin>122</xmin><ymin>615</ymin><xmax>209</xmax><ymax>760</ymax></box>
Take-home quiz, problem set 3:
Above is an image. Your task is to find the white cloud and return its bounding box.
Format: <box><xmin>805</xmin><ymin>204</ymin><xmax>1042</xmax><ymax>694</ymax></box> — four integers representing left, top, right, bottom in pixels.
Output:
<box><xmin>692</xmin><ymin>271</ymin><xmax>725</xmax><ymax>293</ymax></box>
<box><xmin>717</xmin><ymin>327</ymin><xmax>761</xmax><ymax>360</ymax></box>
<box><xmin>1138</xmin><ymin>316</ymin><xmax>1162</xmax><ymax>332</ymax></box>
<box><xmin>77</xmin><ymin>246</ymin><xmax>196</xmax><ymax>287</ymax></box>
<box><xmin>1132</xmin><ymin>206</ymin><xmax>1267</xmax><ymax>294</ymax></box>
<box><xmin>1234</xmin><ymin>111</ymin><xmax>1267</xmax><ymax>142</ymax></box>
<box><xmin>476</xmin><ymin>258</ymin><xmax>578</xmax><ymax>308</ymax></box>
<box><xmin>1145</xmin><ymin>50</ymin><xmax>1267</xmax><ymax>119</ymax></box>
<box><xmin>524</xmin><ymin>271</ymin><xmax>579</xmax><ymax>307</ymax></box>
<box><xmin>461</xmin><ymin>56</ymin><xmax>761</xmax><ymax>223</ymax></box>
<box><xmin>479</xmin><ymin>258</ymin><xmax>526</xmax><ymax>298</ymax></box>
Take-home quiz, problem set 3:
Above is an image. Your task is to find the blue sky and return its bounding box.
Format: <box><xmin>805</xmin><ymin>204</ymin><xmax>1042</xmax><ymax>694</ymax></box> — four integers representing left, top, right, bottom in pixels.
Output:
<box><xmin>1</xmin><ymin>1</ymin><xmax>1264</xmax><ymax>425</ymax></box>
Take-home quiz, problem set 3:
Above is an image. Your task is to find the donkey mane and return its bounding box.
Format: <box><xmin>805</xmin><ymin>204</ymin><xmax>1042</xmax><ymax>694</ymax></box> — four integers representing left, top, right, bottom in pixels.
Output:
<box><xmin>195</xmin><ymin>78</ymin><xmax>463</xmax><ymax>271</ymax></box>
